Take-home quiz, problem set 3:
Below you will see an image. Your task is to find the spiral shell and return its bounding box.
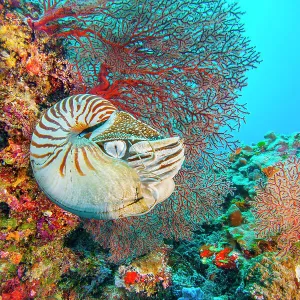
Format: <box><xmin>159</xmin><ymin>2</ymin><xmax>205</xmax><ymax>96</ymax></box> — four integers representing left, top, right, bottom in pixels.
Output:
<box><xmin>30</xmin><ymin>94</ymin><xmax>184</xmax><ymax>219</ymax></box>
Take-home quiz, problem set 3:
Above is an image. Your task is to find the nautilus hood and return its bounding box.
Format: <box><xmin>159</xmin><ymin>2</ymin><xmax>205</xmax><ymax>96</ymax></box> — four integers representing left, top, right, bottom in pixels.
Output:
<box><xmin>30</xmin><ymin>94</ymin><xmax>185</xmax><ymax>220</ymax></box>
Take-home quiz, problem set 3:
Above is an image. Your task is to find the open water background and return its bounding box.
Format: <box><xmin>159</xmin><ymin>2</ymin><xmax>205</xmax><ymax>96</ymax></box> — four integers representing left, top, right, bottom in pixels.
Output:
<box><xmin>234</xmin><ymin>0</ymin><xmax>299</xmax><ymax>144</ymax></box>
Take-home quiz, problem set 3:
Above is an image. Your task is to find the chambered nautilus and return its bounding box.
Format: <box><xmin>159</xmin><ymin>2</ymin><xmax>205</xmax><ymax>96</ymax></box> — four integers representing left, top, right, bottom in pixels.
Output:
<box><xmin>30</xmin><ymin>94</ymin><xmax>185</xmax><ymax>220</ymax></box>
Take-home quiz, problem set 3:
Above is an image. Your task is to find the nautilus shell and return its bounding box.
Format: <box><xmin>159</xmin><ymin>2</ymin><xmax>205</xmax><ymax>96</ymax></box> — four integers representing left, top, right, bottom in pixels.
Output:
<box><xmin>30</xmin><ymin>94</ymin><xmax>184</xmax><ymax>220</ymax></box>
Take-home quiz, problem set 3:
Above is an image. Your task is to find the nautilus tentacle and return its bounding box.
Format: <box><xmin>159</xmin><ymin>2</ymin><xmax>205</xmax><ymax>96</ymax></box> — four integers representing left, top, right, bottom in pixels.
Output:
<box><xmin>30</xmin><ymin>94</ymin><xmax>184</xmax><ymax>219</ymax></box>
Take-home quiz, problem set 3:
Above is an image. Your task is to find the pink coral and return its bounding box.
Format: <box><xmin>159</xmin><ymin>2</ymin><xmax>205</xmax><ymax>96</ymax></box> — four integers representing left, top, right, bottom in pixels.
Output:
<box><xmin>252</xmin><ymin>156</ymin><xmax>300</xmax><ymax>255</ymax></box>
<box><xmin>23</xmin><ymin>0</ymin><xmax>260</xmax><ymax>262</ymax></box>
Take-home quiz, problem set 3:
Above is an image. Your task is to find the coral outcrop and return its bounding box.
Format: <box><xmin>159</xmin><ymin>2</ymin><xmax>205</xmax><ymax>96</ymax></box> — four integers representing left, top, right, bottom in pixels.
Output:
<box><xmin>0</xmin><ymin>8</ymin><xmax>80</xmax><ymax>299</ymax></box>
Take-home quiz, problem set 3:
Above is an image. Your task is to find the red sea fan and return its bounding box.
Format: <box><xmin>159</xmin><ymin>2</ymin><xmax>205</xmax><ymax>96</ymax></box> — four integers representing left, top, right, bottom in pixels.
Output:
<box><xmin>252</xmin><ymin>156</ymin><xmax>300</xmax><ymax>255</ymax></box>
<box><xmin>22</xmin><ymin>0</ymin><xmax>260</xmax><ymax>261</ymax></box>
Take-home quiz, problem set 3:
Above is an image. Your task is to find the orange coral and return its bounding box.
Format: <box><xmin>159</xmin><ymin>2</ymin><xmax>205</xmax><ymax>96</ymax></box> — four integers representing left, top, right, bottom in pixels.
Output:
<box><xmin>25</xmin><ymin>57</ymin><xmax>42</xmax><ymax>76</ymax></box>
<box><xmin>9</xmin><ymin>252</ymin><xmax>22</xmax><ymax>264</ymax></box>
<box><xmin>261</xmin><ymin>166</ymin><xmax>279</xmax><ymax>178</ymax></box>
<box><xmin>235</xmin><ymin>147</ymin><xmax>242</xmax><ymax>155</ymax></box>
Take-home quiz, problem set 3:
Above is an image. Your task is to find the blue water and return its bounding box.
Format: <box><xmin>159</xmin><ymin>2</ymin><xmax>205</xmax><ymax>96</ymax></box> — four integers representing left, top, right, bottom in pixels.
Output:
<box><xmin>233</xmin><ymin>0</ymin><xmax>300</xmax><ymax>145</ymax></box>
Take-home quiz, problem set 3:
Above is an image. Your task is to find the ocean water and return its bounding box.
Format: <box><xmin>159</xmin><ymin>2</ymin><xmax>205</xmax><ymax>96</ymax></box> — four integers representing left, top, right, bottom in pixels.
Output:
<box><xmin>234</xmin><ymin>0</ymin><xmax>300</xmax><ymax>145</ymax></box>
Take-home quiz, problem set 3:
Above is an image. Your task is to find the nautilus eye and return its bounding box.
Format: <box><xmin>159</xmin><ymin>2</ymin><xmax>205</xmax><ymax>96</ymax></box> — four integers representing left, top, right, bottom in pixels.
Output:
<box><xmin>30</xmin><ymin>94</ymin><xmax>185</xmax><ymax>220</ymax></box>
<box><xmin>104</xmin><ymin>140</ymin><xmax>126</xmax><ymax>158</ymax></box>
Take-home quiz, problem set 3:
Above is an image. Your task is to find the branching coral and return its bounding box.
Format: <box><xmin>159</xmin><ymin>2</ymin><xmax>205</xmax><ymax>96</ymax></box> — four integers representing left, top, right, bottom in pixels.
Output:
<box><xmin>252</xmin><ymin>156</ymin><xmax>300</xmax><ymax>255</ymax></box>
<box><xmin>22</xmin><ymin>0</ymin><xmax>260</xmax><ymax>168</ymax></box>
<box><xmin>20</xmin><ymin>0</ymin><xmax>260</xmax><ymax>262</ymax></box>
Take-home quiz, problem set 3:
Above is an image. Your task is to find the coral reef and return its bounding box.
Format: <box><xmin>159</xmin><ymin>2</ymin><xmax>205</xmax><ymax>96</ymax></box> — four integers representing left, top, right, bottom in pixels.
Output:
<box><xmin>227</xmin><ymin>132</ymin><xmax>300</xmax><ymax>197</ymax></box>
<box><xmin>166</xmin><ymin>132</ymin><xmax>300</xmax><ymax>300</ymax></box>
<box><xmin>0</xmin><ymin>5</ymin><xmax>75</xmax><ymax>168</ymax></box>
<box><xmin>1</xmin><ymin>0</ymin><xmax>298</xmax><ymax>299</ymax></box>
<box><xmin>237</xmin><ymin>253</ymin><xmax>300</xmax><ymax>300</ymax></box>
<box><xmin>0</xmin><ymin>7</ymin><xmax>80</xmax><ymax>299</ymax></box>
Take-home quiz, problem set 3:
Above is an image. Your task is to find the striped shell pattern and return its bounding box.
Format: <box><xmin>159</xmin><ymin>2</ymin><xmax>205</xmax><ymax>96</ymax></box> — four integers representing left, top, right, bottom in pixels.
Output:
<box><xmin>30</xmin><ymin>94</ymin><xmax>185</xmax><ymax>219</ymax></box>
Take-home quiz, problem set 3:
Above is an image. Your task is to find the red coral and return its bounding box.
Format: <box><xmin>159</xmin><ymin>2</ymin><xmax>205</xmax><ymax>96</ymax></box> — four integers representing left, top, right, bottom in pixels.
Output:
<box><xmin>1</xmin><ymin>289</ymin><xmax>25</xmax><ymax>300</ymax></box>
<box><xmin>199</xmin><ymin>245</ymin><xmax>215</xmax><ymax>258</ymax></box>
<box><xmin>200</xmin><ymin>249</ymin><xmax>215</xmax><ymax>258</ymax></box>
<box><xmin>214</xmin><ymin>248</ymin><xmax>238</xmax><ymax>270</ymax></box>
<box><xmin>1</xmin><ymin>278</ymin><xmax>26</xmax><ymax>300</ymax></box>
<box><xmin>23</xmin><ymin>0</ymin><xmax>260</xmax><ymax>262</ymax></box>
<box><xmin>252</xmin><ymin>156</ymin><xmax>300</xmax><ymax>255</ymax></box>
<box><xmin>25</xmin><ymin>0</ymin><xmax>107</xmax><ymax>35</ymax></box>
<box><xmin>1</xmin><ymin>276</ymin><xmax>39</xmax><ymax>300</ymax></box>
<box><xmin>124</xmin><ymin>271</ymin><xmax>140</xmax><ymax>285</ymax></box>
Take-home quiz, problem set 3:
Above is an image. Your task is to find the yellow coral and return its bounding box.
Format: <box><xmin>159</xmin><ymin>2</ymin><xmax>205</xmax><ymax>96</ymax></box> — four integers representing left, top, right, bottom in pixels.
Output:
<box><xmin>0</xmin><ymin>24</ymin><xmax>30</xmax><ymax>56</ymax></box>
<box><xmin>4</xmin><ymin>53</ymin><xmax>16</xmax><ymax>68</ymax></box>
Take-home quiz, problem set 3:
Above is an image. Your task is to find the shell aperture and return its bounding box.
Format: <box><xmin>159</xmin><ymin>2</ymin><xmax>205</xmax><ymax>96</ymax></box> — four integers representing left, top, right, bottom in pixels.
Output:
<box><xmin>30</xmin><ymin>94</ymin><xmax>185</xmax><ymax>220</ymax></box>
